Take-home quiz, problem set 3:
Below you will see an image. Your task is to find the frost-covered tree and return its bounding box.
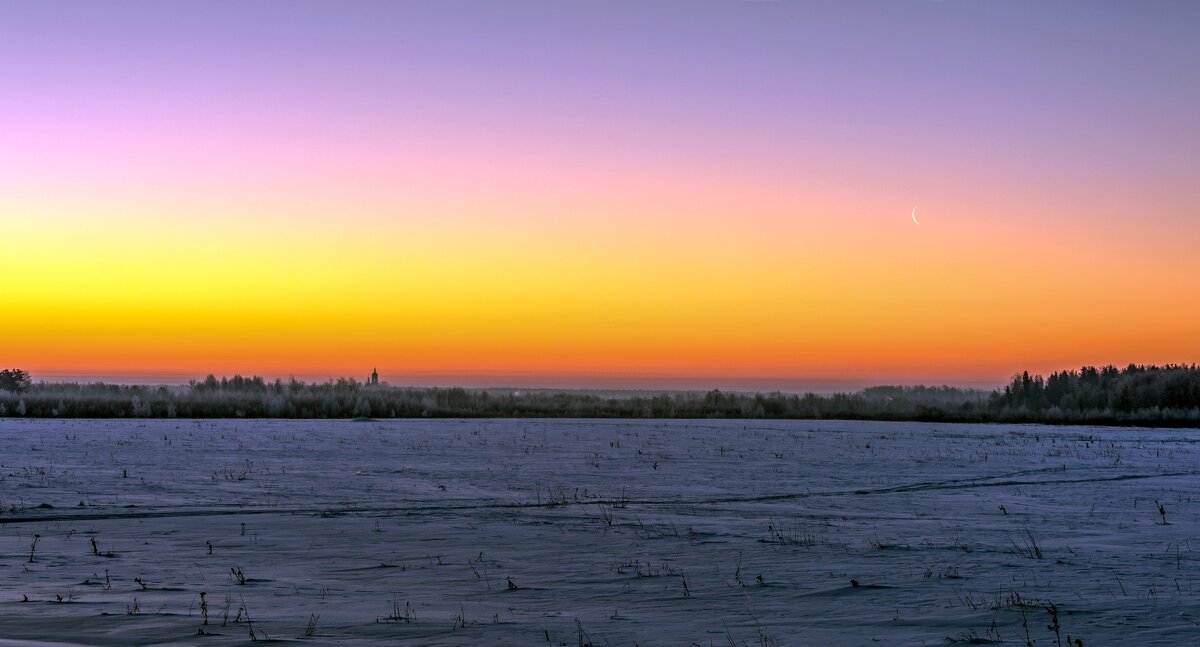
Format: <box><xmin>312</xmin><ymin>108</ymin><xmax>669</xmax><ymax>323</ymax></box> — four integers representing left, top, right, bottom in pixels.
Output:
<box><xmin>0</xmin><ymin>369</ymin><xmax>31</xmax><ymax>393</ymax></box>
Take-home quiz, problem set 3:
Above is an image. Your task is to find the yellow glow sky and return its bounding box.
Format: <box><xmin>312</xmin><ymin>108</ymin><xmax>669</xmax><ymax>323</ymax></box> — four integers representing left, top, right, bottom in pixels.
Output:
<box><xmin>3</xmin><ymin>2</ymin><xmax>1198</xmax><ymax>387</ymax></box>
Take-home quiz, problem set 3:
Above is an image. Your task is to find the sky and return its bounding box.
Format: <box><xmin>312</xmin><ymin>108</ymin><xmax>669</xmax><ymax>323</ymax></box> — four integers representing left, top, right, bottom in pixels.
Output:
<box><xmin>2</xmin><ymin>1</ymin><xmax>1198</xmax><ymax>390</ymax></box>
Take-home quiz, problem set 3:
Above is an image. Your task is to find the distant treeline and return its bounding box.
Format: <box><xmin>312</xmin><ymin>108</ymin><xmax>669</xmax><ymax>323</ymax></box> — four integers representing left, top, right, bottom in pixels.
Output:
<box><xmin>0</xmin><ymin>364</ymin><xmax>1198</xmax><ymax>426</ymax></box>
<box><xmin>993</xmin><ymin>364</ymin><xmax>1200</xmax><ymax>424</ymax></box>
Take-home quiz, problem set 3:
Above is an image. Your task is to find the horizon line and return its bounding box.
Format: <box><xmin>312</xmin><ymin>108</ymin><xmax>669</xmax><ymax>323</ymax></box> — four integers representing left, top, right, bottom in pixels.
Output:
<box><xmin>22</xmin><ymin>370</ymin><xmax>1009</xmax><ymax>395</ymax></box>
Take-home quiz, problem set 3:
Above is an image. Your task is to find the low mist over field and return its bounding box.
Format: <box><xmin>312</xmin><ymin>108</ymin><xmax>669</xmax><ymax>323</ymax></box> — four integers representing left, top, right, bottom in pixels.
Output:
<box><xmin>3</xmin><ymin>364</ymin><xmax>1200</xmax><ymax>425</ymax></box>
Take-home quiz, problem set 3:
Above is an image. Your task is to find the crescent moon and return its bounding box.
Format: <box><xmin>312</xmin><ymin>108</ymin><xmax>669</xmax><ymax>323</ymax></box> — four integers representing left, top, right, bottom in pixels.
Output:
<box><xmin>911</xmin><ymin>207</ymin><xmax>921</xmax><ymax>225</ymax></box>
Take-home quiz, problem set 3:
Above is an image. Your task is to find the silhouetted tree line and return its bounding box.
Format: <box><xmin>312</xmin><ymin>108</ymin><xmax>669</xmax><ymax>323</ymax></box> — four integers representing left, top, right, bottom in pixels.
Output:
<box><xmin>0</xmin><ymin>365</ymin><xmax>1198</xmax><ymax>425</ymax></box>
<box><xmin>989</xmin><ymin>363</ymin><xmax>1200</xmax><ymax>424</ymax></box>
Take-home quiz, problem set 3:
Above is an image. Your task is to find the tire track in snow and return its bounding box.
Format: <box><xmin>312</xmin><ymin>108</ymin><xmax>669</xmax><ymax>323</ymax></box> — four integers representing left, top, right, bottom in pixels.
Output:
<box><xmin>4</xmin><ymin>468</ymin><xmax>1197</xmax><ymax>525</ymax></box>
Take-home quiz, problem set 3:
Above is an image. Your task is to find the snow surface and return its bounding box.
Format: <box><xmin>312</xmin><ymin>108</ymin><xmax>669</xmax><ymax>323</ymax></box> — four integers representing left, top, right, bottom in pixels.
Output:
<box><xmin>1</xmin><ymin>418</ymin><xmax>1198</xmax><ymax>645</ymax></box>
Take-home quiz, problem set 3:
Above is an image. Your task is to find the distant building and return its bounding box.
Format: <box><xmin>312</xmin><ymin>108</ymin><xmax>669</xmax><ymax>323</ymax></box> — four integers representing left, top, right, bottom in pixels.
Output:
<box><xmin>368</xmin><ymin>368</ymin><xmax>379</xmax><ymax>385</ymax></box>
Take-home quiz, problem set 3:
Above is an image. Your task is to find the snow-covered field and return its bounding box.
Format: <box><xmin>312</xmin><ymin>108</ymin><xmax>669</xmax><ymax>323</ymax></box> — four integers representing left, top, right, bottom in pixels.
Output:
<box><xmin>1</xmin><ymin>418</ymin><xmax>1197</xmax><ymax>646</ymax></box>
